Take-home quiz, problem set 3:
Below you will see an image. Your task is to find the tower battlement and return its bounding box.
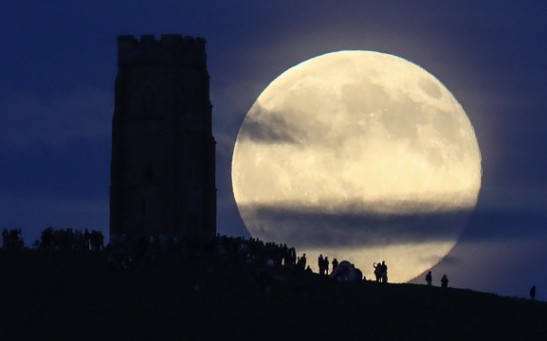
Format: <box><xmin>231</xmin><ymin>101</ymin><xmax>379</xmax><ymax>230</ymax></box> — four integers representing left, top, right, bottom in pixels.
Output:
<box><xmin>117</xmin><ymin>34</ymin><xmax>206</xmax><ymax>67</ymax></box>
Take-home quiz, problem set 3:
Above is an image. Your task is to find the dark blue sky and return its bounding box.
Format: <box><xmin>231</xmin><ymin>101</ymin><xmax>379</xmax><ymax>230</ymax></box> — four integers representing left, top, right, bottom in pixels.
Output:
<box><xmin>1</xmin><ymin>1</ymin><xmax>547</xmax><ymax>299</ymax></box>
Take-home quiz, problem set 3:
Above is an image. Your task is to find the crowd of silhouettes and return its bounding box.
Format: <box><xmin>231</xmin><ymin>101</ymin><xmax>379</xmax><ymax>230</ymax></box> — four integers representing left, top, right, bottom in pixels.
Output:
<box><xmin>40</xmin><ymin>227</ymin><xmax>104</xmax><ymax>252</ymax></box>
<box><xmin>0</xmin><ymin>227</ymin><xmax>470</xmax><ymax>294</ymax></box>
<box><xmin>2</xmin><ymin>228</ymin><xmax>541</xmax><ymax>300</ymax></box>
<box><xmin>1</xmin><ymin>228</ymin><xmax>24</xmax><ymax>250</ymax></box>
<box><xmin>215</xmin><ymin>234</ymin><xmax>297</xmax><ymax>268</ymax></box>
<box><xmin>106</xmin><ymin>233</ymin><xmax>300</xmax><ymax>271</ymax></box>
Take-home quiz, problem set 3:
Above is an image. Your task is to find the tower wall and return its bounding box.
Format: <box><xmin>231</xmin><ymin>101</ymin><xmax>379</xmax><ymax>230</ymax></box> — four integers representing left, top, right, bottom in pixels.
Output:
<box><xmin>110</xmin><ymin>34</ymin><xmax>216</xmax><ymax>240</ymax></box>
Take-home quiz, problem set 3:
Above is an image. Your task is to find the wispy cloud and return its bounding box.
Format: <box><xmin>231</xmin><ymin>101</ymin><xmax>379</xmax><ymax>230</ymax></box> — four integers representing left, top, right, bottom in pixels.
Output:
<box><xmin>460</xmin><ymin>207</ymin><xmax>547</xmax><ymax>243</ymax></box>
<box><xmin>238</xmin><ymin>203</ymin><xmax>472</xmax><ymax>248</ymax></box>
<box><xmin>237</xmin><ymin>104</ymin><xmax>304</xmax><ymax>145</ymax></box>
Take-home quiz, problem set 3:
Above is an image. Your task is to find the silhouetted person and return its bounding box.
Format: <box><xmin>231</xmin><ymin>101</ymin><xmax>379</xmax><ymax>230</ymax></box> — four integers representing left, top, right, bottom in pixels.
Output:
<box><xmin>380</xmin><ymin>261</ymin><xmax>388</xmax><ymax>283</ymax></box>
<box><xmin>84</xmin><ymin>229</ymin><xmax>91</xmax><ymax>250</ymax></box>
<box><xmin>90</xmin><ymin>230</ymin><xmax>104</xmax><ymax>251</ymax></box>
<box><xmin>332</xmin><ymin>258</ymin><xmax>338</xmax><ymax>272</ymax></box>
<box><xmin>2</xmin><ymin>228</ymin><xmax>8</xmax><ymax>249</ymax></box>
<box><xmin>441</xmin><ymin>274</ymin><xmax>449</xmax><ymax>289</ymax></box>
<box><xmin>297</xmin><ymin>253</ymin><xmax>307</xmax><ymax>270</ymax></box>
<box><xmin>530</xmin><ymin>285</ymin><xmax>536</xmax><ymax>301</ymax></box>
<box><xmin>324</xmin><ymin>257</ymin><xmax>329</xmax><ymax>275</ymax></box>
<box><xmin>426</xmin><ymin>271</ymin><xmax>432</xmax><ymax>286</ymax></box>
<box><xmin>318</xmin><ymin>254</ymin><xmax>325</xmax><ymax>275</ymax></box>
<box><xmin>373</xmin><ymin>262</ymin><xmax>381</xmax><ymax>282</ymax></box>
<box><xmin>3</xmin><ymin>228</ymin><xmax>23</xmax><ymax>250</ymax></box>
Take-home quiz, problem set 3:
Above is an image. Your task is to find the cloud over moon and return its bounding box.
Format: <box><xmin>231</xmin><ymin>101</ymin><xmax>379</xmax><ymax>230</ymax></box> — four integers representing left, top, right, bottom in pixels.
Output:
<box><xmin>237</xmin><ymin>104</ymin><xmax>305</xmax><ymax>145</ymax></box>
<box><xmin>238</xmin><ymin>203</ymin><xmax>471</xmax><ymax>248</ymax></box>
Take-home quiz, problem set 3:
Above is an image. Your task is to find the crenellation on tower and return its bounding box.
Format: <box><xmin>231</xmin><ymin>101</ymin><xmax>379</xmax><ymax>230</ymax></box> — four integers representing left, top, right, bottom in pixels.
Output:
<box><xmin>117</xmin><ymin>34</ymin><xmax>206</xmax><ymax>68</ymax></box>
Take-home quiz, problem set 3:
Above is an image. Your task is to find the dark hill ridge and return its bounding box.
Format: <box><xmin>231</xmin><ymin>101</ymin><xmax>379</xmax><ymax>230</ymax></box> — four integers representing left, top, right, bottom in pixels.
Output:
<box><xmin>1</xmin><ymin>250</ymin><xmax>546</xmax><ymax>340</ymax></box>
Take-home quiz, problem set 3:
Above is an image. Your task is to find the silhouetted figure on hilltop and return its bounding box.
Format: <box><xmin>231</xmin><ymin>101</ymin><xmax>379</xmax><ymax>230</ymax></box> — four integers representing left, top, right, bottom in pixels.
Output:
<box><xmin>380</xmin><ymin>261</ymin><xmax>388</xmax><ymax>283</ymax></box>
<box><xmin>90</xmin><ymin>230</ymin><xmax>104</xmax><ymax>251</ymax></box>
<box><xmin>318</xmin><ymin>254</ymin><xmax>325</xmax><ymax>275</ymax></box>
<box><xmin>297</xmin><ymin>253</ymin><xmax>307</xmax><ymax>270</ymax></box>
<box><xmin>2</xmin><ymin>229</ymin><xmax>8</xmax><ymax>249</ymax></box>
<box><xmin>426</xmin><ymin>271</ymin><xmax>432</xmax><ymax>286</ymax></box>
<box><xmin>332</xmin><ymin>258</ymin><xmax>338</xmax><ymax>272</ymax></box>
<box><xmin>288</xmin><ymin>247</ymin><xmax>296</xmax><ymax>266</ymax></box>
<box><xmin>2</xmin><ymin>228</ymin><xmax>24</xmax><ymax>250</ymax></box>
<box><xmin>39</xmin><ymin>227</ymin><xmax>103</xmax><ymax>252</ymax></box>
<box><xmin>84</xmin><ymin>229</ymin><xmax>91</xmax><ymax>250</ymax></box>
<box><xmin>441</xmin><ymin>274</ymin><xmax>449</xmax><ymax>289</ymax></box>
<box><xmin>530</xmin><ymin>285</ymin><xmax>536</xmax><ymax>301</ymax></box>
<box><xmin>373</xmin><ymin>262</ymin><xmax>381</xmax><ymax>282</ymax></box>
<box><xmin>373</xmin><ymin>261</ymin><xmax>388</xmax><ymax>283</ymax></box>
<box><xmin>317</xmin><ymin>255</ymin><xmax>330</xmax><ymax>275</ymax></box>
<box><xmin>40</xmin><ymin>227</ymin><xmax>54</xmax><ymax>250</ymax></box>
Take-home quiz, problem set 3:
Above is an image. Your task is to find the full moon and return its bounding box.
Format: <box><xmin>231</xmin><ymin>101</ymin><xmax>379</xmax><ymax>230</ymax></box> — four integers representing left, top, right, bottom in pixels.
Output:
<box><xmin>232</xmin><ymin>51</ymin><xmax>481</xmax><ymax>282</ymax></box>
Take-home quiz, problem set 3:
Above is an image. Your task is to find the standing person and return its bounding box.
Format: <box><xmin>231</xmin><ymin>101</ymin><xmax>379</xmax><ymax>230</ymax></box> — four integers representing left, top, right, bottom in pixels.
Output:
<box><xmin>373</xmin><ymin>262</ymin><xmax>381</xmax><ymax>282</ymax></box>
<box><xmin>324</xmin><ymin>257</ymin><xmax>329</xmax><ymax>275</ymax></box>
<box><xmin>380</xmin><ymin>261</ymin><xmax>388</xmax><ymax>283</ymax></box>
<box><xmin>441</xmin><ymin>274</ymin><xmax>449</xmax><ymax>289</ymax></box>
<box><xmin>425</xmin><ymin>271</ymin><xmax>432</xmax><ymax>286</ymax></box>
<box><xmin>301</xmin><ymin>253</ymin><xmax>307</xmax><ymax>270</ymax></box>
<box><xmin>530</xmin><ymin>285</ymin><xmax>536</xmax><ymax>301</ymax></box>
<box><xmin>318</xmin><ymin>254</ymin><xmax>324</xmax><ymax>275</ymax></box>
<box><xmin>2</xmin><ymin>228</ymin><xmax>9</xmax><ymax>249</ymax></box>
<box><xmin>332</xmin><ymin>258</ymin><xmax>339</xmax><ymax>272</ymax></box>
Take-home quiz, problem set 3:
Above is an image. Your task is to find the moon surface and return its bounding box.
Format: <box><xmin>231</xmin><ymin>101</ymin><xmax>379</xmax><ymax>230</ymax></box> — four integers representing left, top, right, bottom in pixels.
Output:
<box><xmin>232</xmin><ymin>51</ymin><xmax>481</xmax><ymax>282</ymax></box>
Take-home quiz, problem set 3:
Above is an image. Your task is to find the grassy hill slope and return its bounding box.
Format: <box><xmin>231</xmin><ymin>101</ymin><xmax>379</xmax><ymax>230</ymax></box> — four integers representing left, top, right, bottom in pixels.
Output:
<box><xmin>1</xmin><ymin>250</ymin><xmax>546</xmax><ymax>340</ymax></box>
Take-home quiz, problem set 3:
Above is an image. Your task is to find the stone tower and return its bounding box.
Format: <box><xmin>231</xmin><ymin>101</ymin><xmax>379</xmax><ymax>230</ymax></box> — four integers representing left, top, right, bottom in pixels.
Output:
<box><xmin>110</xmin><ymin>34</ymin><xmax>216</xmax><ymax>240</ymax></box>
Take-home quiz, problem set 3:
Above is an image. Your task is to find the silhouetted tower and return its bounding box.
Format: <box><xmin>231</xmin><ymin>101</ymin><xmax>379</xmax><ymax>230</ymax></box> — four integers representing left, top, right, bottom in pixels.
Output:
<box><xmin>110</xmin><ymin>34</ymin><xmax>216</xmax><ymax>240</ymax></box>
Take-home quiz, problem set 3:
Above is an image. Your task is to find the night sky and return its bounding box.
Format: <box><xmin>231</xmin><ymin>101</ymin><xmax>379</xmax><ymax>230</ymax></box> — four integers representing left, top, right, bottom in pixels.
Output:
<box><xmin>1</xmin><ymin>1</ymin><xmax>546</xmax><ymax>300</ymax></box>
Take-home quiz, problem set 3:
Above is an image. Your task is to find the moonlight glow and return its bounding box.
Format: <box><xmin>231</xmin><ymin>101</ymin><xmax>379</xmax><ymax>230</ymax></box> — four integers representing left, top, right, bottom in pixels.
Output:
<box><xmin>232</xmin><ymin>51</ymin><xmax>481</xmax><ymax>282</ymax></box>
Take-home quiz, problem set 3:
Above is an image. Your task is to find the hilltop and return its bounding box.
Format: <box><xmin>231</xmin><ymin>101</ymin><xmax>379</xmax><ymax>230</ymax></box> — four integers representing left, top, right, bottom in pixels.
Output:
<box><xmin>1</xmin><ymin>250</ymin><xmax>546</xmax><ymax>340</ymax></box>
